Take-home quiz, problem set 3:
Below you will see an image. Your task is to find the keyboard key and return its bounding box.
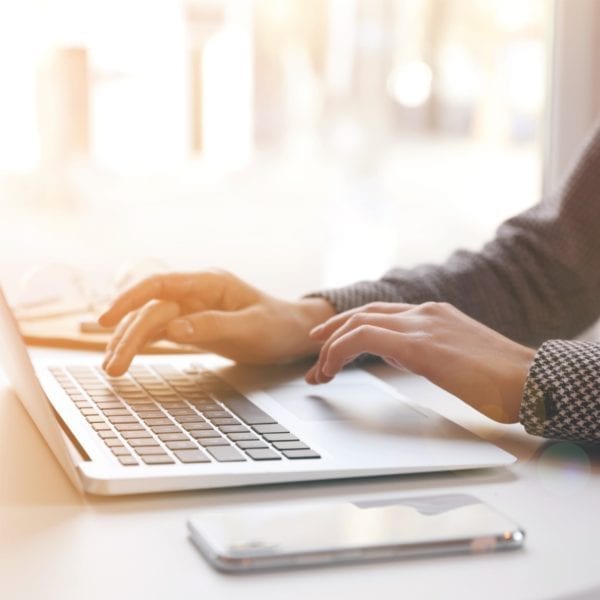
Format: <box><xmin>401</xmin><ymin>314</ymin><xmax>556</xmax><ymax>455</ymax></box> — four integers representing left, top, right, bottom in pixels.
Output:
<box><xmin>134</xmin><ymin>411</ymin><xmax>165</xmax><ymax>419</ymax></box>
<box><xmin>157</xmin><ymin>433</ymin><xmax>188</xmax><ymax>442</ymax></box>
<box><xmin>166</xmin><ymin>441</ymin><xmax>197</xmax><ymax>451</ymax></box>
<box><xmin>118</xmin><ymin>456</ymin><xmax>138</xmax><ymax>466</ymax></box>
<box><xmin>219</xmin><ymin>394</ymin><xmax>277</xmax><ymax>425</ymax></box>
<box><xmin>80</xmin><ymin>408</ymin><xmax>99</xmax><ymax>416</ymax></box>
<box><xmin>262</xmin><ymin>433</ymin><xmax>298</xmax><ymax>442</ymax></box>
<box><xmin>121</xmin><ymin>430</ymin><xmax>153</xmax><ymax>440</ymax></box>
<box><xmin>150</xmin><ymin>425</ymin><xmax>180</xmax><ymax>434</ymax></box>
<box><xmin>144</xmin><ymin>418</ymin><xmax>173</xmax><ymax>426</ymax></box>
<box><xmin>108</xmin><ymin>415</ymin><xmax>138</xmax><ymax>425</ymax></box>
<box><xmin>206</xmin><ymin>446</ymin><xmax>246</xmax><ymax>462</ymax></box>
<box><xmin>122</xmin><ymin>401</ymin><xmax>152</xmax><ymax>409</ymax></box>
<box><xmin>173</xmin><ymin>415</ymin><xmax>205</xmax><ymax>423</ymax></box>
<box><xmin>92</xmin><ymin>422</ymin><xmax>111</xmax><ymax>431</ymax></box>
<box><xmin>245</xmin><ymin>448</ymin><xmax>282</xmax><ymax>461</ymax></box>
<box><xmin>102</xmin><ymin>408</ymin><xmax>130</xmax><ymax>416</ymax></box>
<box><xmin>174</xmin><ymin>450</ymin><xmax>210</xmax><ymax>463</ymax></box>
<box><xmin>188</xmin><ymin>429</ymin><xmax>221</xmax><ymax>439</ymax></box>
<box><xmin>134</xmin><ymin>446</ymin><xmax>167</xmax><ymax>456</ymax></box>
<box><xmin>167</xmin><ymin>409</ymin><xmax>195</xmax><ymax>416</ymax></box>
<box><xmin>203</xmin><ymin>411</ymin><xmax>231</xmax><ymax>419</ymax></box>
<box><xmin>86</xmin><ymin>415</ymin><xmax>105</xmax><ymax>424</ymax></box>
<box><xmin>227</xmin><ymin>432</ymin><xmax>259</xmax><ymax>441</ymax></box>
<box><xmin>236</xmin><ymin>440</ymin><xmax>269</xmax><ymax>450</ymax></box>
<box><xmin>141</xmin><ymin>454</ymin><xmax>175</xmax><ymax>465</ymax></box>
<box><xmin>273</xmin><ymin>441</ymin><xmax>310</xmax><ymax>450</ymax></box>
<box><xmin>150</xmin><ymin>390</ymin><xmax>179</xmax><ymax>397</ymax></box>
<box><xmin>98</xmin><ymin>431</ymin><xmax>117</xmax><ymax>439</ymax></box>
<box><xmin>218</xmin><ymin>425</ymin><xmax>248</xmax><ymax>433</ymax></box>
<box><xmin>74</xmin><ymin>401</ymin><xmax>91</xmax><ymax>408</ymax></box>
<box><xmin>282</xmin><ymin>450</ymin><xmax>321</xmax><ymax>459</ymax></box>
<box><xmin>111</xmin><ymin>446</ymin><xmax>131</xmax><ymax>456</ymax></box>
<box><xmin>104</xmin><ymin>438</ymin><xmax>124</xmax><ymax>447</ymax></box>
<box><xmin>129</xmin><ymin>438</ymin><xmax>160</xmax><ymax>447</ymax></box>
<box><xmin>198</xmin><ymin>437</ymin><xmax>230</xmax><ymax>447</ymax></box>
<box><xmin>181</xmin><ymin>393</ymin><xmax>213</xmax><ymax>401</ymax></box>
<box><xmin>88</xmin><ymin>390</ymin><xmax>116</xmax><ymax>397</ymax></box>
<box><xmin>120</xmin><ymin>392</ymin><xmax>150</xmax><ymax>399</ymax></box>
<box><xmin>252</xmin><ymin>424</ymin><xmax>289</xmax><ymax>434</ymax></box>
<box><xmin>180</xmin><ymin>421</ymin><xmax>210</xmax><ymax>431</ymax></box>
<box><xmin>210</xmin><ymin>418</ymin><xmax>240</xmax><ymax>427</ymax></box>
<box><xmin>114</xmin><ymin>423</ymin><xmax>144</xmax><ymax>432</ymax></box>
<box><xmin>108</xmin><ymin>416</ymin><xmax>138</xmax><ymax>424</ymax></box>
<box><xmin>96</xmin><ymin>402</ymin><xmax>126</xmax><ymax>410</ymax></box>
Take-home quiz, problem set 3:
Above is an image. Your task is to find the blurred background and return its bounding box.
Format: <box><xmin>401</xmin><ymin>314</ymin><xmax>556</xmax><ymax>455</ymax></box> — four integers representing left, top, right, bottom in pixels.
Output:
<box><xmin>0</xmin><ymin>0</ymin><xmax>586</xmax><ymax>313</ymax></box>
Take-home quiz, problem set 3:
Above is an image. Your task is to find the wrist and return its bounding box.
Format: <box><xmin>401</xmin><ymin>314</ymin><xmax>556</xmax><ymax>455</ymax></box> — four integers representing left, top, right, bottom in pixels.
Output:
<box><xmin>291</xmin><ymin>297</ymin><xmax>336</xmax><ymax>359</ymax></box>
<box><xmin>503</xmin><ymin>344</ymin><xmax>537</xmax><ymax>423</ymax></box>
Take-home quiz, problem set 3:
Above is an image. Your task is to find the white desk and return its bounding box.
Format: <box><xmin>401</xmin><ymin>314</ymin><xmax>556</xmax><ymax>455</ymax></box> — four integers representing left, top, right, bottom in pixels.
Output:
<box><xmin>1</xmin><ymin>348</ymin><xmax>599</xmax><ymax>600</ymax></box>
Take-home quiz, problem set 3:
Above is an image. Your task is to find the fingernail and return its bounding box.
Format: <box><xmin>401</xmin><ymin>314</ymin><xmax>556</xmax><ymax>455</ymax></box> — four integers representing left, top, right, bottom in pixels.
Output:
<box><xmin>170</xmin><ymin>319</ymin><xmax>194</xmax><ymax>338</ymax></box>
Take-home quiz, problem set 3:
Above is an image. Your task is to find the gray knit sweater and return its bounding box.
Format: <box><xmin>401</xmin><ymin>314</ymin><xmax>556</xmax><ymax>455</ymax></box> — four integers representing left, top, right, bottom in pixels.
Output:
<box><xmin>312</xmin><ymin>124</ymin><xmax>600</xmax><ymax>443</ymax></box>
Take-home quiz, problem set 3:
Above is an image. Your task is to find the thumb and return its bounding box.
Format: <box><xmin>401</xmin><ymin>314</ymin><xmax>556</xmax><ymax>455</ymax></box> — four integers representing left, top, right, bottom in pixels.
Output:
<box><xmin>166</xmin><ymin>309</ymin><xmax>248</xmax><ymax>345</ymax></box>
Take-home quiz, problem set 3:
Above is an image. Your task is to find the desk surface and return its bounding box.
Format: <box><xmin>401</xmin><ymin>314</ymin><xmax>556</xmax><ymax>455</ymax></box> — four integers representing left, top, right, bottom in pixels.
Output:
<box><xmin>1</xmin><ymin>348</ymin><xmax>599</xmax><ymax>600</ymax></box>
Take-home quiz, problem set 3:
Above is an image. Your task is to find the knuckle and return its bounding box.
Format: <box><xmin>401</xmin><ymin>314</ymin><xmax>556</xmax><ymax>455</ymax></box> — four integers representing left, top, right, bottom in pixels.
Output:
<box><xmin>365</xmin><ymin>301</ymin><xmax>394</xmax><ymax>312</ymax></box>
<box><xmin>419</xmin><ymin>301</ymin><xmax>452</xmax><ymax>316</ymax></box>
<box><xmin>207</xmin><ymin>267</ymin><xmax>233</xmax><ymax>281</ymax></box>
<box><xmin>365</xmin><ymin>302</ymin><xmax>385</xmax><ymax>311</ymax></box>
<box><xmin>419</xmin><ymin>301</ymin><xmax>439</xmax><ymax>315</ymax></box>
<box><xmin>348</xmin><ymin>312</ymin><xmax>369</xmax><ymax>326</ymax></box>
<box><xmin>353</xmin><ymin>324</ymin><xmax>375</xmax><ymax>340</ymax></box>
<box><xmin>144</xmin><ymin>274</ymin><xmax>163</xmax><ymax>289</ymax></box>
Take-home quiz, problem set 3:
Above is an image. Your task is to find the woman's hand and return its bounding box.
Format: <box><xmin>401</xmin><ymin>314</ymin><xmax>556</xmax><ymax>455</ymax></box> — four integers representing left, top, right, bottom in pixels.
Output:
<box><xmin>305</xmin><ymin>301</ymin><xmax>537</xmax><ymax>423</ymax></box>
<box><xmin>99</xmin><ymin>271</ymin><xmax>335</xmax><ymax>376</ymax></box>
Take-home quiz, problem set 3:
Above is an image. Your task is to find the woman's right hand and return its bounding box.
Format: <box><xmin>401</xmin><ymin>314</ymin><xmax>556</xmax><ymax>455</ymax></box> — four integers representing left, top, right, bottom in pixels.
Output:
<box><xmin>99</xmin><ymin>270</ymin><xmax>335</xmax><ymax>376</ymax></box>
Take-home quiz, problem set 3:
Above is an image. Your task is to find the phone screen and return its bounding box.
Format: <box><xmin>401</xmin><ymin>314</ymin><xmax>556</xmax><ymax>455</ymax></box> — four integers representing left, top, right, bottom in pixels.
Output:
<box><xmin>188</xmin><ymin>494</ymin><xmax>524</xmax><ymax>571</ymax></box>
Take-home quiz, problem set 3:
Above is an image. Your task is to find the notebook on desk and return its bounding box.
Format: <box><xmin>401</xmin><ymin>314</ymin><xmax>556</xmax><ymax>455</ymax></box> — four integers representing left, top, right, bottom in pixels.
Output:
<box><xmin>0</xmin><ymin>288</ymin><xmax>515</xmax><ymax>496</ymax></box>
<box><xmin>17</xmin><ymin>310</ymin><xmax>199</xmax><ymax>354</ymax></box>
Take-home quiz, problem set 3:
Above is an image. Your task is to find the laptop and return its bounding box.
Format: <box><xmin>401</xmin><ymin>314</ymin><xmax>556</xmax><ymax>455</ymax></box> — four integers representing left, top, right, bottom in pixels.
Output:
<box><xmin>0</xmin><ymin>289</ymin><xmax>515</xmax><ymax>495</ymax></box>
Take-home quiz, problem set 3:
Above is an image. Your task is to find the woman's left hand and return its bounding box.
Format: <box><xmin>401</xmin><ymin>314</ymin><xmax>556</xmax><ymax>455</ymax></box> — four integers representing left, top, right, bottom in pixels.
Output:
<box><xmin>305</xmin><ymin>301</ymin><xmax>537</xmax><ymax>423</ymax></box>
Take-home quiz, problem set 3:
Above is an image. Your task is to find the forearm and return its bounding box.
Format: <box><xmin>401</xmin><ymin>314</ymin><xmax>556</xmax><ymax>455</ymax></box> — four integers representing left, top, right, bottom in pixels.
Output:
<box><xmin>310</xmin><ymin>124</ymin><xmax>600</xmax><ymax>346</ymax></box>
<box><xmin>520</xmin><ymin>340</ymin><xmax>600</xmax><ymax>443</ymax></box>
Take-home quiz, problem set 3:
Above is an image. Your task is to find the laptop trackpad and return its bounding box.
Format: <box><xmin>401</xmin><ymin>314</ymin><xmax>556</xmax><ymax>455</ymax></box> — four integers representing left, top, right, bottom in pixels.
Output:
<box><xmin>267</xmin><ymin>382</ymin><xmax>423</xmax><ymax>424</ymax></box>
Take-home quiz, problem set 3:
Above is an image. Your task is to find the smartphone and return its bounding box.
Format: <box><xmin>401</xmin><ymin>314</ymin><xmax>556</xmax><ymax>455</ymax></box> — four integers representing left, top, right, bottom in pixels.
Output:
<box><xmin>187</xmin><ymin>493</ymin><xmax>525</xmax><ymax>572</ymax></box>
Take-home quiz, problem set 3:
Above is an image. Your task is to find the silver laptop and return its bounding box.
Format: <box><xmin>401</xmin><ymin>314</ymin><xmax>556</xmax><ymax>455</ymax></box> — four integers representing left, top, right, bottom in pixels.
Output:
<box><xmin>0</xmin><ymin>289</ymin><xmax>515</xmax><ymax>495</ymax></box>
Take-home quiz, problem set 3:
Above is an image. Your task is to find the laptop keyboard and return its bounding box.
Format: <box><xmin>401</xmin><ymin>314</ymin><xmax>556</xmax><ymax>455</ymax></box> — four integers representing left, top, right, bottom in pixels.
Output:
<box><xmin>49</xmin><ymin>364</ymin><xmax>321</xmax><ymax>467</ymax></box>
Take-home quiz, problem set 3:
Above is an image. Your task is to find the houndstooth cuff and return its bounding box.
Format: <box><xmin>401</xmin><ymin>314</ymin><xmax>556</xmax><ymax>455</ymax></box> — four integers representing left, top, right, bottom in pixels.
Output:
<box><xmin>520</xmin><ymin>340</ymin><xmax>600</xmax><ymax>443</ymax></box>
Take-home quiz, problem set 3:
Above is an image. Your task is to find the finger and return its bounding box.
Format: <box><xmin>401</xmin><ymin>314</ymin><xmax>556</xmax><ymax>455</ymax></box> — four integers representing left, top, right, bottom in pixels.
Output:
<box><xmin>102</xmin><ymin>311</ymin><xmax>136</xmax><ymax>370</ymax></box>
<box><xmin>313</xmin><ymin>311</ymin><xmax>420</xmax><ymax>381</ymax></box>
<box><xmin>309</xmin><ymin>302</ymin><xmax>415</xmax><ymax>341</ymax></box>
<box><xmin>319</xmin><ymin>326</ymin><xmax>410</xmax><ymax>381</ymax></box>
<box><xmin>99</xmin><ymin>272</ymin><xmax>223</xmax><ymax>327</ymax></box>
<box><xmin>166</xmin><ymin>308</ymin><xmax>253</xmax><ymax>347</ymax></box>
<box><xmin>305</xmin><ymin>350</ymin><xmax>362</xmax><ymax>384</ymax></box>
<box><xmin>105</xmin><ymin>301</ymin><xmax>181</xmax><ymax>376</ymax></box>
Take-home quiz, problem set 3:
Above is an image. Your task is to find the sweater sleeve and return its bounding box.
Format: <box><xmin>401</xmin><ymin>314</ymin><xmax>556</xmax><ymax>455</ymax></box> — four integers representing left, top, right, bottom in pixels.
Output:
<box><xmin>308</xmin><ymin>123</ymin><xmax>600</xmax><ymax>348</ymax></box>
<box><xmin>520</xmin><ymin>340</ymin><xmax>600</xmax><ymax>442</ymax></box>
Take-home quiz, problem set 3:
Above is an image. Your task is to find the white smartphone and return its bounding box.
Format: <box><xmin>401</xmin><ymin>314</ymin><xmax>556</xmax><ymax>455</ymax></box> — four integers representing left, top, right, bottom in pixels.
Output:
<box><xmin>187</xmin><ymin>493</ymin><xmax>525</xmax><ymax>572</ymax></box>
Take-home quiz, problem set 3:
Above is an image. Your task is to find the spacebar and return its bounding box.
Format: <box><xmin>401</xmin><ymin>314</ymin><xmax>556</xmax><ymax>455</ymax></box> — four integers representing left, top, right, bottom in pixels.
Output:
<box><xmin>218</xmin><ymin>394</ymin><xmax>277</xmax><ymax>425</ymax></box>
